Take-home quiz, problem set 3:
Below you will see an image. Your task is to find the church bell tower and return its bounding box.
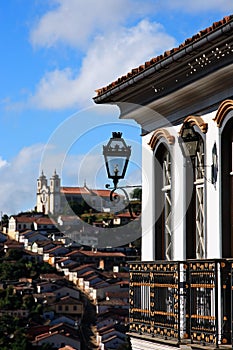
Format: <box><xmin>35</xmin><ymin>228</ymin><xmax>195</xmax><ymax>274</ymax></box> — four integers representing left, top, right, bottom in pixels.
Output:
<box><xmin>49</xmin><ymin>170</ymin><xmax>61</xmax><ymax>215</ymax></box>
<box><xmin>36</xmin><ymin>171</ymin><xmax>50</xmax><ymax>214</ymax></box>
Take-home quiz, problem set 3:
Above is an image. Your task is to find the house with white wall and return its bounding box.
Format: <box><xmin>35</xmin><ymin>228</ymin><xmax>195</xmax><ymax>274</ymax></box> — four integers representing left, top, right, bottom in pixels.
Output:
<box><xmin>94</xmin><ymin>14</ymin><xmax>233</xmax><ymax>350</ymax></box>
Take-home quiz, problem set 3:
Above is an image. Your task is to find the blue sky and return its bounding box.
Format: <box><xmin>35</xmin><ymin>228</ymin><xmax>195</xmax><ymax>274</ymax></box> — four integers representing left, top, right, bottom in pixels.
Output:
<box><xmin>0</xmin><ymin>0</ymin><xmax>233</xmax><ymax>215</ymax></box>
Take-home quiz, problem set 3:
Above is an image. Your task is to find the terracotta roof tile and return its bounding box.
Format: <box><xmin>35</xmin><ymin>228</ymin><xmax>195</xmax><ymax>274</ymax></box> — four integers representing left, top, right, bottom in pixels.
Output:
<box><xmin>95</xmin><ymin>15</ymin><xmax>233</xmax><ymax>97</ymax></box>
<box><xmin>12</xmin><ymin>216</ymin><xmax>56</xmax><ymax>225</ymax></box>
<box><xmin>79</xmin><ymin>250</ymin><xmax>125</xmax><ymax>257</ymax></box>
<box><xmin>61</xmin><ymin>186</ymin><xmax>112</xmax><ymax>197</ymax></box>
<box><xmin>36</xmin><ymin>217</ymin><xmax>56</xmax><ymax>225</ymax></box>
<box><xmin>14</xmin><ymin>216</ymin><xmax>34</xmax><ymax>223</ymax></box>
<box><xmin>61</xmin><ymin>187</ymin><xmax>90</xmax><ymax>195</ymax></box>
<box><xmin>91</xmin><ymin>189</ymin><xmax>115</xmax><ymax>197</ymax></box>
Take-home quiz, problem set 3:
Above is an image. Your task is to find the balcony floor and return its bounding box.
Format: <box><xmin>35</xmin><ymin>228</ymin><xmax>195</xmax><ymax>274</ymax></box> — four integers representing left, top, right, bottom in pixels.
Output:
<box><xmin>129</xmin><ymin>332</ymin><xmax>233</xmax><ymax>350</ymax></box>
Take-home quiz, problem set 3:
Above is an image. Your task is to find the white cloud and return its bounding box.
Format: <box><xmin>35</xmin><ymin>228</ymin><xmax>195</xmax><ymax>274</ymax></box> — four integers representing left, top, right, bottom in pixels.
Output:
<box><xmin>0</xmin><ymin>157</ymin><xmax>8</xmax><ymax>169</ymax></box>
<box><xmin>0</xmin><ymin>138</ymin><xmax>89</xmax><ymax>216</ymax></box>
<box><xmin>29</xmin><ymin>68</ymin><xmax>78</xmax><ymax>110</ymax></box>
<box><xmin>22</xmin><ymin>0</ymin><xmax>233</xmax><ymax>112</ymax></box>
<box><xmin>30</xmin><ymin>0</ymin><xmax>154</xmax><ymax>49</ymax></box>
<box><xmin>161</xmin><ymin>0</ymin><xmax>233</xmax><ymax>13</ymax></box>
<box><xmin>30</xmin><ymin>0</ymin><xmax>233</xmax><ymax>51</ymax></box>
<box><xmin>39</xmin><ymin>146</ymin><xmax>111</xmax><ymax>189</ymax></box>
<box><xmin>29</xmin><ymin>19</ymin><xmax>176</xmax><ymax>110</ymax></box>
<box><xmin>0</xmin><ymin>145</ymin><xmax>45</xmax><ymax>215</ymax></box>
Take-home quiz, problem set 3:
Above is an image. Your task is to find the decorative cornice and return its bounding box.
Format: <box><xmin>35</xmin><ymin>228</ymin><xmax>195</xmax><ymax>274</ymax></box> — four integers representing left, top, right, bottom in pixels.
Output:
<box><xmin>213</xmin><ymin>99</ymin><xmax>233</xmax><ymax>127</ymax></box>
<box><xmin>180</xmin><ymin>116</ymin><xmax>208</xmax><ymax>134</ymax></box>
<box><xmin>148</xmin><ymin>129</ymin><xmax>175</xmax><ymax>150</ymax></box>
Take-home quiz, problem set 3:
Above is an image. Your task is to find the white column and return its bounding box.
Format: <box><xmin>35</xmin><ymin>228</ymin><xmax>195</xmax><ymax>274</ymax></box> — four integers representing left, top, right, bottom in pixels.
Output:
<box><xmin>172</xmin><ymin>143</ymin><xmax>186</xmax><ymax>261</ymax></box>
<box><xmin>141</xmin><ymin>135</ymin><xmax>155</xmax><ymax>261</ymax></box>
<box><xmin>206</xmin><ymin>119</ymin><xmax>221</xmax><ymax>258</ymax></box>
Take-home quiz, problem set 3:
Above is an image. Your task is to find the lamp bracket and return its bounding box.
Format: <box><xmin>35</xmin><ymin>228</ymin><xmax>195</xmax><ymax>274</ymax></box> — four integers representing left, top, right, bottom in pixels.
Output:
<box><xmin>105</xmin><ymin>184</ymin><xmax>142</xmax><ymax>219</ymax></box>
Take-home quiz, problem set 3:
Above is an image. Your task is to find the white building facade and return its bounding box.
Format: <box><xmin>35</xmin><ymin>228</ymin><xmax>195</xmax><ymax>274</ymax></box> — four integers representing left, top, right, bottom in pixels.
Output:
<box><xmin>36</xmin><ymin>170</ymin><xmax>61</xmax><ymax>215</ymax></box>
<box><xmin>94</xmin><ymin>15</ymin><xmax>233</xmax><ymax>349</ymax></box>
<box><xmin>36</xmin><ymin>171</ymin><xmax>124</xmax><ymax>215</ymax></box>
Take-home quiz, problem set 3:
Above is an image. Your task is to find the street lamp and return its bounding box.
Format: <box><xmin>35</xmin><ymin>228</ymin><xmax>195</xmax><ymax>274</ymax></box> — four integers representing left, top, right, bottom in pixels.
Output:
<box><xmin>103</xmin><ymin>132</ymin><xmax>139</xmax><ymax>218</ymax></box>
<box><xmin>179</xmin><ymin>123</ymin><xmax>218</xmax><ymax>185</ymax></box>
<box><xmin>178</xmin><ymin>123</ymin><xmax>199</xmax><ymax>158</ymax></box>
<box><xmin>103</xmin><ymin>132</ymin><xmax>131</xmax><ymax>189</ymax></box>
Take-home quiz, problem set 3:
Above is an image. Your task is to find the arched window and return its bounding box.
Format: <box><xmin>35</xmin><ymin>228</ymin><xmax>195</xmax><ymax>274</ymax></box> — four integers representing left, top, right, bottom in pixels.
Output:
<box><xmin>194</xmin><ymin>137</ymin><xmax>205</xmax><ymax>258</ymax></box>
<box><xmin>155</xmin><ymin>143</ymin><xmax>172</xmax><ymax>260</ymax></box>
<box><xmin>221</xmin><ymin>117</ymin><xmax>233</xmax><ymax>258</ymax></box>
<box><xmin>186</xmin><ymin>134</ymin><xmax>205</xmax><ymax>259</ymax></box>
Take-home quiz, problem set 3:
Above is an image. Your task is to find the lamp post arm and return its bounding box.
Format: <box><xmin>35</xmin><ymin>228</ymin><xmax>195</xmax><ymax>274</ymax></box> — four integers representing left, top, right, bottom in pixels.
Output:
<box><xmin>110</xmin><ymin>186</ymin><xmax>134</xmax><ymax>218</ymax></box>
<box><xmin>106</xmin><ymin>184</ymin><xmax>142</xmax><ymax>219</ymax></box>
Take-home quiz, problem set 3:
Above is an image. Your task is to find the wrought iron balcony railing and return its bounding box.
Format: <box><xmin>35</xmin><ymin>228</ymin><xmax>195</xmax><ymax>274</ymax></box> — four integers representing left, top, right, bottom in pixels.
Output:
<box><xmin>129</xmin><ymin>259</ymin><xmax>233</xmax><ymax>348</ymax></box>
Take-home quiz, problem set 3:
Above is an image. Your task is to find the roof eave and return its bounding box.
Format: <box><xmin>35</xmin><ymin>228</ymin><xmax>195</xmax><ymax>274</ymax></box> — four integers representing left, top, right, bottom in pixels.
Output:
<box><xmin>93</xmin><ymin>20</ymin><xmax>233</xmax><ymax>105</ymax></box>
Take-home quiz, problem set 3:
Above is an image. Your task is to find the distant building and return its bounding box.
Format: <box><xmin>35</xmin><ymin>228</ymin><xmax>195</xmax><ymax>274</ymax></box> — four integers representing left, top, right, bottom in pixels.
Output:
<box><xmin>36</xmin><ymin>171</ymin><xmax>124</xmax><ymax>215</ymax></box>
<box><xmin>8</xmin><ymin>215</ymin><xmax>56</xmax><ymax>240</ymax></box>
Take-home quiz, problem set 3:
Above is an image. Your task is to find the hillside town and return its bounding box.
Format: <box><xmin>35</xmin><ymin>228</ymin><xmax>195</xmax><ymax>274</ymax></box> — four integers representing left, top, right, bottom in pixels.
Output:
<box><xmin>0</xmin><ymin>174</ymin><xmax>141</xmax><ymax>349</ymax></box>
<box><xmin>3</xmin><ymin>2</ymin><xmax>233</xmax><ymax>350</ymax></box>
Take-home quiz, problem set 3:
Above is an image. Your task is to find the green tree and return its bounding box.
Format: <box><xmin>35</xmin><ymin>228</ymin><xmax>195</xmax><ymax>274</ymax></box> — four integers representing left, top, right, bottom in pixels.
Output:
<box><xmin>22</xmin><ymin>294</ymin><xmax>35</xmax><ymax>309</ymax></box>
<box><xmin>0</xmin><ymin>315</ymin><xmax>30</xmax><ymax>349</ymax></box>
<box><xmin>1</xmin><ymin>214</ymin><xmax>9</xmax><ymax>227</ymax></box>
<box><xmin>130</xmin><ymin>187</ymin><xmax>142</xmax><ymax>201</ymax></box>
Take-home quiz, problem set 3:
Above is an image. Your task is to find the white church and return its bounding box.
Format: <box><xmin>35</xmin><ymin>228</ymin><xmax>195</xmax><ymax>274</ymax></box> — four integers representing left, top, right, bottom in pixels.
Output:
<box><xmin>94</xmin><ymin>15</ymin><xmax>233</xmax><ymax>350</ymax></box>
<box><xmin>36</xmin><ymin>170</ymin><xmax>122</xmax><ymax>215</ymax></box>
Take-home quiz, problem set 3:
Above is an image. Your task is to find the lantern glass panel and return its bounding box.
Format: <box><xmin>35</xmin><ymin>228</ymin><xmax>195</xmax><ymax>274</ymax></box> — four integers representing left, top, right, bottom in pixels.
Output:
<box><xmin>179</xmin><ymin>124</ymin><xmax>199</xmax><ymax>158</ymax></box>
<box><xmin>103</xmin><ymin>132</ymin><xmax>131</xmax><ymax>183</ymax></box>
<box><xmin>183</xmin><ymin>140</ymin><xmax>199</xmax><ymax>158</ymax></box>
<box><xmin>106</xmin><ymin>156</ymin><xmax>127</xmax><ymax>178</ymax></box>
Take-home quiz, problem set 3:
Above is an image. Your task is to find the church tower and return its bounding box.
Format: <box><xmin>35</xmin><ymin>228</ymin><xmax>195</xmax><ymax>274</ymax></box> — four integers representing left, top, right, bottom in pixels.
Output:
<box><xmin>49</xmin><ymin>170</ymin><xmax>61</xmax><ymax>215</ymax></box>
<box><xmin>36</xmin><ymin>171</ymin><xmax>50</xmax><ymax>214</ymax></box>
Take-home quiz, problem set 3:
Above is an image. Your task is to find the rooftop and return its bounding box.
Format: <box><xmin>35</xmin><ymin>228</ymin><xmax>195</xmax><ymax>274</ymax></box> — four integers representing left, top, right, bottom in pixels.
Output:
<box><xmin>94</xmin><ymin>15</ymin><xmax>233</xmax><ymax>98</ymax></box>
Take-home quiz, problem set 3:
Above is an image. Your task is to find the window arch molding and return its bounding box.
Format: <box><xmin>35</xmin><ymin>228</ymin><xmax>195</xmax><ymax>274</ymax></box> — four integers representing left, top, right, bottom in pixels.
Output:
<box><xmin>218</xmin><ymin>109</ymin><xmax>233</xmax><ymax>132</ymax></box>
<box><xmin>148</xmin><ymin>128</ymin><xmax>175</xmax><ymax>151</ymax></box>
<box><xmin>179</xmin><ymin>115</ymin><xmax>208</xmax><ymax>136</ymax></box>
<box><xmin>213</xmin><ymin>99</ymin><xmax>233</xmax><ymax>128</ymax></box>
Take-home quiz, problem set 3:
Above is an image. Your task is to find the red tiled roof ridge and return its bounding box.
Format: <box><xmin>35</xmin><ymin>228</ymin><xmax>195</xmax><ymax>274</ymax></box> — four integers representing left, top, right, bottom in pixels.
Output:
<box><xmin>36</xmin><ymin>217</ymin><xmax>56</xmax><ymax>224</ymax></box>
<box><xmin>61</xmin><ymin>186</ymin><xmax>88</xmax><ymax>190</ymax></box>
<box><xmin>79</xmin><ymin>250</ymin><xmax>125</xmax><ymax>257</ymax></box>
<box><xmin>95</xmin><ymin>14</ymin><xmax>233</xmax><ymax>96</ymax></box>
<box><xmin>102</xmin><ymin>335</ymin><xmax>118</xmax><ymax>343</ymax></box>
<box><xmin>98</xmin><ymin>327</ymin><xmax>116</xmax><ymax>335</ymax></box>
<box><xmin>35</xmin><ymin>331</ymin><xmax>59</xmax><ymax>340</ymax></box>
<box><xmin>70</xmin><ymin>264</ymin><xmax>96</xmax><ymax>271</ymax></box>
<box><xmin>40</xmin><ymin>273</ymin><xmax>61</xmax><ymax>277</ymax></box>
<box><xmin>12</xmin><ymin>216</ymin><xmax>55</xmax><ymax>224</ymax></box>
<box><xmin>61</xmin><ymin>186</ymin><xmax>113</xmax><ymax>197</ymax></box>
<box><xmin>55</xmin><ymin>295</ymin><xmax>82</xmax><ymax>303</ymax></box>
